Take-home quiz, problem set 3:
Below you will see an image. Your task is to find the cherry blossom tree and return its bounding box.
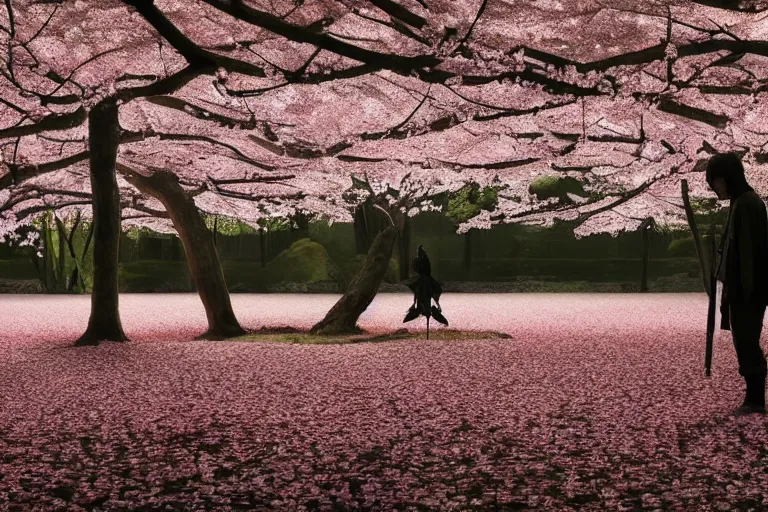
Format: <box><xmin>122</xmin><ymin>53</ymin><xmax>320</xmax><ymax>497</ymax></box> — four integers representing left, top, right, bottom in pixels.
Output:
<box><xmin>2</xmin><ymin>0</ymin><xmax>768</xmax><ymax>341</ymax></box>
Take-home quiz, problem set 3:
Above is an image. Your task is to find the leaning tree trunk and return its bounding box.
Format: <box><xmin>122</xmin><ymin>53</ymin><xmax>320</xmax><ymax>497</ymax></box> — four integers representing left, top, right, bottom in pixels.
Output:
<box><xmin>76</xmin><ymin>100</ymin><xmax>127</xmax><ymax>345</ymax></box>
<box><xmin>311</xmin><ymin>226</ymin><xmax>398</xmax><ymax>335</ymax></box>
<box><xmin>120</xmin><ymin>167</ymin><xmax>245</xmax><ymax>339</ymax></box>
<box><xmin>398</xmin><ymin>215</ymin><xmax>411</xmax><ymax>280</ymax></box>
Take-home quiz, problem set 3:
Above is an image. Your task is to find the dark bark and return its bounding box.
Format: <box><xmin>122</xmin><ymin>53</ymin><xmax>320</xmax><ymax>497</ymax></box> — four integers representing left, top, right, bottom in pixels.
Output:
<box><xmin>399</xmin><ymin>215</ymin><xmax>411</xmax><ymax>280</ymax></box>
<box><xmin>76</xmin><ymin>101</ymin><xmax>128</xmax><ymax>346</ymax></box>
<box><xmin>354</xmin><ymin>201</ymin><xmax>388</xmax><ymax>255</ymax></box>
<box><xmin>353</xmin><ymin>204</ymin><xmax>369</xmax><ymax>254</ymax></box>
<box><xmin>311</xmin><ymin>226</ymin><xmax>398</xmax><ymax>335</ymax></box>
<box><xmin>120</xmin><ymin>167</ymin><xmax>245</xmax><ymax>339</ymax></box>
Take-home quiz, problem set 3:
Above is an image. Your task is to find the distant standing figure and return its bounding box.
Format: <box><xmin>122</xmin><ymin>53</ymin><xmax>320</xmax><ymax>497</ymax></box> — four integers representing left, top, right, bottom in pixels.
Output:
<box><xmin>707</xmin><ymin>152</ymin><xmax>768</xmax><ymax>415</ymax></box>
<box><xmin>403</xmin><ymin>245</ymin><xmax>448</xmax><ymax>337</ymax></box>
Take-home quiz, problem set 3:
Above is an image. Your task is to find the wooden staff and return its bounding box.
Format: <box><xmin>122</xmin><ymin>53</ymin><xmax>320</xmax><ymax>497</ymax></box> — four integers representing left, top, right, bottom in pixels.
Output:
<box><xmin>680</xmin><ymin>179</ymin><xmax>715</xmax><ymax>376</ymax></box>
<box><xmin>705</xmin><ymin>222</ymin><xmax>716</xmax><ymax>377</ymax></box>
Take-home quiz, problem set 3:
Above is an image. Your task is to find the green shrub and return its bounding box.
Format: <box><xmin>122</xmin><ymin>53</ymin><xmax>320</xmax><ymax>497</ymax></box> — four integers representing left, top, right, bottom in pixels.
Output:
<box><xmin>529</xmin><ymin>176</ymin><xmax>587</xmax><ymax>202</ymax></box>
<box><xmin>446</xmin><ymin>183</ymin><xmax>500</xmax><ymax>225</ymax></box>
<box><xmin>257</xmin><ymin>238</ymin><xmax>333</xmax><ymax>287</ymax></box>
<box><xmin>667</xmin><ymin>237</ymin><xmax>695</xmax><ymax>257</ymax></box>
<box><xmin>667</xmin><ymin>235</ymin><xmax>715</xmax><ymax>258</ymax></box>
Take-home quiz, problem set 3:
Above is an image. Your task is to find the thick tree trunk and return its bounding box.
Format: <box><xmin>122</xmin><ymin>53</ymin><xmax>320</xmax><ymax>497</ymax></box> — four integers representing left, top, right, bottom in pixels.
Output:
<box><xmin>120</xmin><ymin>167</ymin><xmax>245</xmax><ymax>339</ymax></box>
<box><xmin>76</xmin><ymin>101</ymin><xmax>127</xmax><ymax>345</ymax></box>
<box><xmin>311</xmin><ymin>226</ymin><xmax>398</xmax><ymax>335</ymax></box>
<box><xmin>399</xmin><ymin>215</ymin><xmax>411</xmax><ymax>280</ymax></box>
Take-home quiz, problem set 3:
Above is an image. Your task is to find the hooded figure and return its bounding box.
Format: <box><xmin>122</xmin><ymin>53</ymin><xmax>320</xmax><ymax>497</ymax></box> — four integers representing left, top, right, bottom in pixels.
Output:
<box><xmin>707</xmin><ymin>152</ymin><xmax>768</xmax><ymax>415</ymax></box>
<box><xmin>403</xmin><ymin>245</ymin><xmax>448</xmax><ymax>336</ymax></box>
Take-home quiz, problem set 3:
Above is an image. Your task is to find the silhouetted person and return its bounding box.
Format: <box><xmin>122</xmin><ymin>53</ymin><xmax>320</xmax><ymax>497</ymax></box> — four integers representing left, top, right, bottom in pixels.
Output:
<box><xmin>707</xmin><ymin>152</ymin><xmax>768</xmax><ymax>415</ymax></box>
<box><xmin>404</xmin><ymin>245</ymin><xmax>448</xmax><ymax>337</ymax></box>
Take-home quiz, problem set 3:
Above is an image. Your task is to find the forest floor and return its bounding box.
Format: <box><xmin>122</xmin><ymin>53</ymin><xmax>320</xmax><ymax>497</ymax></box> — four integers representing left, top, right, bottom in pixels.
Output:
<box><xmin>0</xmin><ymin>293</ymin><xmax>766</xmax><ymax>511</ymax></box>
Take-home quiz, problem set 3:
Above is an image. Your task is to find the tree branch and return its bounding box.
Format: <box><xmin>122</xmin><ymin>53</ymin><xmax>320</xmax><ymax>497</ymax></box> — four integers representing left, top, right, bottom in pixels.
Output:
<box><xmin>197</xmin><ymin>0</ymin><xmax>440</xmax><ymax>72</ymax></box>
<box><xmin>122</xmin><ymin>0</ymin><xmax>265</xmax><ymax>76</ymax></box>
<box><xmin>0</xmin><ymin>106</ymin><xmax>87</xmax><ymax>140</ymax></box>
<box><xmin>368</xmin><ymin>0</ymin><xmax>426</xmax><ymax>29</ymax></box>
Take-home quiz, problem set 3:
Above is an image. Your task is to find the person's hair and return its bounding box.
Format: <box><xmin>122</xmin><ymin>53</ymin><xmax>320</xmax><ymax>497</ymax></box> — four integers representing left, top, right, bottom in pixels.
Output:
<box><xmin>706</xmin><ymin>152</ymin><xmax>752</xmax><ymax>196</ymax></box>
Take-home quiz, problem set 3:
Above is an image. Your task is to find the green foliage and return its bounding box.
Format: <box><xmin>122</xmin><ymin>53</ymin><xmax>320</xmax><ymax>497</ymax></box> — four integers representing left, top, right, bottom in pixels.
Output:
<box><xmin>667</xmin><ymin>237</ymin><xmax>695</xmax><ymax>257</ymax></box>
<box><xmin>345</xmin><ymin>254</ymin><xmax>399</xmax><ymax>285</ymax></box>
<box><xmin>691</xmin><ymin>197</ymin><xmax>718</xmax><ymax>213</ymax></box>
<box><xmin>126</xmin><ymin>226</ymin><xmax>161</xmax><ymax>242</ymax></box>
<box><xmin>28</xmin><ymin>211</ymin><xmax>94</xmax><ymax>293</ymax></box>
<box><xmin>258</xmin><ymin>238</ymin><xmax>333</xmax><ymax>286</ymax></box>
<box><xmin>202</xmin><ymin>215</ymin><xmax>259</xmax><ymax>236</ymax></box>
<box><xmin>666</xmin><ymin>233</ymin><xmax>716</xmax><ymax>258</ymax></box>
<box><xmin>529</xmin><ymin>175</ymin><xmax>587</xmax><ymax>202</ymax></box>
<box><xmin>446</xmin><ymin>183</ymin><xmax>500</xmax><ymax>225</ymax></box>
<box><xmin>256</xmin><ymin>217</ymin><xmax>290</xmax><ymax>233</ymax></box>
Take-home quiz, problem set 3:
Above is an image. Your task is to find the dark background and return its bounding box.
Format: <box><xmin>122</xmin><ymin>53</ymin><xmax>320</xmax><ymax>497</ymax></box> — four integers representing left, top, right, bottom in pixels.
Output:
<box><xmin>0</xmin><ymin>211</ymin><xmax>715</xmax><ymax>294</ymax></box>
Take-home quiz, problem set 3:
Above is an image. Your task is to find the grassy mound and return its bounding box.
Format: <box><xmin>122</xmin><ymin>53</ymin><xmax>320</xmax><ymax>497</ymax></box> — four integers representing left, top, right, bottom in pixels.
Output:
<box><xmin>233</xmin><ymin>327</ymin><xmax>512</xmax><ymax>344</ymax></box>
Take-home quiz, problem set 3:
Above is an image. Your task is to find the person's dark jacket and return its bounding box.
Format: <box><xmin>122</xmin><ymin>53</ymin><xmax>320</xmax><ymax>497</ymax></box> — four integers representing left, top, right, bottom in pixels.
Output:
<box><xmin>719</xmin><ymin>189</ymin><xmax>768</xmax><ymax>328</ymax></box>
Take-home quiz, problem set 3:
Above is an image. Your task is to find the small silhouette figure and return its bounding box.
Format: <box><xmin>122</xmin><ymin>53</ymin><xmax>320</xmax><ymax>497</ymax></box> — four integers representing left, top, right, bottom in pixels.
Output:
<box><xmin>403</xmin><ymin>245</ymin><xmax>448</xmax><ymax>338</ymax></box>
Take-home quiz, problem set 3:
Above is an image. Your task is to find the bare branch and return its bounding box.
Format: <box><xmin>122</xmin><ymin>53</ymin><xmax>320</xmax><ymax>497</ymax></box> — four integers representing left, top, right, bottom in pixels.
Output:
<box><xmin>122</xmin><ymin>0</ymin><xmax>265</xmax><ymax>77</ymax></box>
<box><xmin>455</xmin><ymin>0</ymin><xmax>488</xmax><ymax>50</ymax></box>
<box><xmin>4</xmin><ymin>0</ymin><xmax>14</xmax><ymax>38</ymax></box>
<box><xmin>368</xmin><ymin>0</ymin><xmax>426</xmax><ymax>29</ymax></box>
<box><xmin>0</xmin><ymin>106</ymin><xmax>87</xmax><ymax>140</ymax></box>
<box><xmin>196</xmin><ymin>0</ymin><xmax>440</xmax><ymax>72</ymax></box>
